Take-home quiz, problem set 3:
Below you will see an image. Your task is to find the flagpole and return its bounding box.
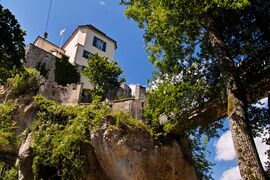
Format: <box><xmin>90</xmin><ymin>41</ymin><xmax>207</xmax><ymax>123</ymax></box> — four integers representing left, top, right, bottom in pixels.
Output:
<box><xmin>60</xmin><ymin>35</ymin><xmax>64</xmax><ymax>48</ymax></box>
<box><xmin>59</xmin><ymin>28</ymin><xmax>66</xmax><ymax>48</ymax></box>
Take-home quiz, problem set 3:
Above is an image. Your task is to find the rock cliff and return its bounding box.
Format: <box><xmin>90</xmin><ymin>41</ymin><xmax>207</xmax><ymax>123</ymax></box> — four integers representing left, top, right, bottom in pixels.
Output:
<box><xmin>17</xmin><ymin>116</ymin><xmax>197</xmax><ymax>180</ymax></box>
<box><xmin>1</xmin><ymin>85</ymin><xmax>198</xmax><ymax>180</ymax></box>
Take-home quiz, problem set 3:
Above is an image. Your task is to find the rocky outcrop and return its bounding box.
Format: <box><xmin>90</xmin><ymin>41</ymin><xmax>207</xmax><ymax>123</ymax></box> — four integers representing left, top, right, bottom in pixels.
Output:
<box><xmin>14</xmin><ymin>99</ymin><xmax>37</xmax><ymax>134</ymax></box>
<box><xmin>0</xmin><ymin>85</ymin><xmax>5</xmax><ymax>103</ymax></box>
<box><xmin>18</xmin><ymin>133</ymin><xmax>34</xmax><ymax>180</ymax></box>
<box><xmin>17</xmin><ymin>120</ymin><xmax>198</xmax><ymax>180</ymax></box>
<box><xmin>12</xmin><ymin>94</ymin><xmax>197</xmax><ymax>180</ymax></box>
<box><xmin>90</xmin><ymin>120</ymin><xmax>198</xmax><ymax>180</ymax></box>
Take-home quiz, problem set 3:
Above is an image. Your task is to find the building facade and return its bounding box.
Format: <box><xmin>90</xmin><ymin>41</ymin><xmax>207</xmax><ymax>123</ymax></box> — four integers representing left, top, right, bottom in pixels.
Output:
<box><xmin>33</xmin><ymin>24</ymin><xmax>117</xmax><ymax>88</ymax></box>
<box><xmin>62</xmin><ymin>25</ymin><xmax>117</xmax><ymax>88</ymax></box>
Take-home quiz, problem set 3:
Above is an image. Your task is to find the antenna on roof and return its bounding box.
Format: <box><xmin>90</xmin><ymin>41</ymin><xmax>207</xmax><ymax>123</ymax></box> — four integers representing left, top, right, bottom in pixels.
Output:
<box><xmin>44</xmin><ymin>0</ymin><xmax>53</xmax><ymax>40</ymax></box>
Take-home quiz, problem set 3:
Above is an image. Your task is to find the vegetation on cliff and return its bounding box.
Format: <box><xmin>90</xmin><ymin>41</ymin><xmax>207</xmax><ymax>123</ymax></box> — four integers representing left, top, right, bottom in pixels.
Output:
<box><xmin>7</xmin><ymin>68</ymin><xmax>41</xmax><ymax>96</ymax></box>
<box><xmin>32</xmin><ymin>95</ymin><xmax>147</xmax><ymax>179</ymax></box>
<box><xmin>54</xmin><ymin>56</ymin><xmax>80</xmax><ymax>86</ymax></box>
<box><xmin>0</xmin><ymin>102</ymin><xmax>19</xmax><ymax>179</ymax></box>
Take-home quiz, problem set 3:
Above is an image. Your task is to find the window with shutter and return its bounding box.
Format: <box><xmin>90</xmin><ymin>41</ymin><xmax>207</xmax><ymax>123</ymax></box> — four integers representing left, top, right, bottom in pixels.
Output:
<box><xmin>82</xmin><ymin>50</ymin><xmax>91</xmax><ymax>58</ymax></box>
<box><xmin>93</xmin><ymin>36</ymin><xmax>106</xmax><ymax>52</ymax></box>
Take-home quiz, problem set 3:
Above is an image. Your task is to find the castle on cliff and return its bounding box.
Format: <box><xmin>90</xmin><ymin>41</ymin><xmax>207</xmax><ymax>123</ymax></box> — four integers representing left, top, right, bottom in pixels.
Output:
<box><xmin>25</xmin><ymin>24</ymin><xmax>146</xmax><ymax>120</ymax></box>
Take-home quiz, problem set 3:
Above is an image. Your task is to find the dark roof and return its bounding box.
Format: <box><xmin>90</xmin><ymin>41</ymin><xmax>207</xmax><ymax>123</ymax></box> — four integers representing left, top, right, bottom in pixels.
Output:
<box><xmin>62</xmin><ymin>24</ymin><xmax>117</xmax><ymax>49</ymax></box>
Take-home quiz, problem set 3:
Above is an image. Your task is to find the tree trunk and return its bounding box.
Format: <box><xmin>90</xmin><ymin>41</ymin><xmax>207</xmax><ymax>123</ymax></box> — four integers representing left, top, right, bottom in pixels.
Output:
<box><xmin>204</xmin><ymin>14</ymin><xmax>266</xmax><ymax>180</ymax></box>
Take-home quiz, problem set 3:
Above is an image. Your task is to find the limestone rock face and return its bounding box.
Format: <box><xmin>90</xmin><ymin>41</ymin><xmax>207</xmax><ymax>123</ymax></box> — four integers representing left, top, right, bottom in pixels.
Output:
<box><xmin>15</xmin><ymin>104</ymin><xmax>198</xmax><ymax>180</ymax></box>
<box><xmin>90</xmin><ymin>124</ymin><xmax>198</xmax><ymax>180</ymax></box>
<box><xmin>18</xmin><ymin>133</ymin><xmax>34</xmax><ymax>180</ymax></box>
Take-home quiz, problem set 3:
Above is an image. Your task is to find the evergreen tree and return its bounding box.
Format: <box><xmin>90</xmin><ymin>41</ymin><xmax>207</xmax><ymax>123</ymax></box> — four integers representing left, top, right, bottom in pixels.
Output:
<box><xmin>0</xmin><ymin>5</ymin><xmax>25</xmax><ymax>83</ymax></box>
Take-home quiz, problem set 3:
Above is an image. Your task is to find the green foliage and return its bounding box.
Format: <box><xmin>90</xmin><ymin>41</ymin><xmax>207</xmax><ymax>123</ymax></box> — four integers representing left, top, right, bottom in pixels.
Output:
<box><xmin>0</xmin><ymin>5</ymin><xmax>25</xmax><ymax>84</ymax></box>
<box><xmin>32</xmin><ymin>95</ymin><xmax>145</xmax><ymax>179</ymax></box>
<box><xmin>0</xmin><ymin>166</ymin><xmax>19</xmax><ymax>180</ymax></box>
<box><xmin>247</xmin><ymin>102</ymin><xmax>270</xmax><ymax>174</ymax></box>
<box><xmin>123</xmin><ymin>0</ymin><xmax>270</xmax><ymax>177</ymax></box>
<box><xmin>144</xmin><ymin>80</ymin><xmax>222</xmax><ymax>179</ymax></box>
<box><xmin>83</xmin><ymin>53</ymin><xmax>125</xmax><ymax>98</ymax></box>
<box><xmin>0</xmin><ymin>102</ymin><xmax>16</xmax><ymax>147</ymax></box>
<box><xmin>55</xmin><ymin>56</ymin><xmax>80</xmax><ymax>86</ymax></box>
<box><xmin>7</xmin><ymin>68</ymin><xmax>40</xmax><ymax>96</ymax></box>
<box><xmin>36</xmin><ymin>62</ymin><xmax>48</xmax><ymax>78</ymax></box>
<box><xmin>110</xmin><ymin>110</ymin><xmax>149</xmax><ymax>132</ymax></box>
<box><xmin>145</xmin><ymin>79</ymin><xmax>210</xmax><ymax>136</ymax></box>
<box><xmin>32</xmin><ymin>95</ymin><xmax>104</xmax><ymax>179</ymax></box>
<box><xmin>0</xmin><ymin>102</ymin><xmax>19</xmax><ymax>179</ymax></box>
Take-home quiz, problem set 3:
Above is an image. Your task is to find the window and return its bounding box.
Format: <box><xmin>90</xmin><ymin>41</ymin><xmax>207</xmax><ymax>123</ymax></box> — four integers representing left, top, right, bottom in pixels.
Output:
<box><xmin>82</xmin><ymin>50</ymin><xmax>91</xmax><ymax>59</ymax></box>
<box><xmin>81</xmin><ymin>65</ymin><xmax>86</xmax><ymax>70</ymax></box>
<box><xmin>93</xmin><ymin>36</ymin><xmax>106</xmax><ymax>52</ymax></box>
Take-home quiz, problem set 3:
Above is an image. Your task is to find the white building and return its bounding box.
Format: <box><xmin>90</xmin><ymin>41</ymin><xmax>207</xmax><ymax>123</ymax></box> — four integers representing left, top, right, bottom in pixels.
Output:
<box><xmin>62</xmin><ymin>25</ymin><xmax>117</xmax><ymax>88</ymax></box>
<box><xmin>33</xmin><ymin>24</ymin><xmax>117</xmax><ymax>88</ymax></box>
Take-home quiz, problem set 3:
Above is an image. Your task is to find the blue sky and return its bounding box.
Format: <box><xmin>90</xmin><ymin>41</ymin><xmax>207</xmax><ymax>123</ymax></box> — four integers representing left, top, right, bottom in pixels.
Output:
<box><xmin>1</xmin><ymin>1</ymin><xmax>268</xmax><ymax>179</ymax></box>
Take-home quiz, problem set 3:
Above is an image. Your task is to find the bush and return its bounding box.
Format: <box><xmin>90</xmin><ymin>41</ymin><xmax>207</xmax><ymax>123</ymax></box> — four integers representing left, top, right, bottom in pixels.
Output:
<box><xmin>0</xmin><ymin>102</ymin><xmax>16</xmax><ymax>147</ymax></box>
<box><xmin>82</xmin><ymin>53</ymin><xmax>125</xmax><ymax>98</ymax></box>
<box><xmin>0</xmin><ymin>166</ymin><xmax>18</xmax><ymax>180</ymax></box>
<box><xmin>32</xmin><ymin>95</ymin><xmax>107</xmax><ymax>179</ymax></box>
<box><xmin>111</xmin><ymin>110</ymin><xmax>148</xmax><ymax>131</ymax></box>
<box><xmin>55</xmin><ymin>57</ymin><xmax>80</xmax><ymax>86</ymax></box>
<box><xmin>0</xmin><ymin>102</ymin><xmax>19</xmax><ymax>179</ymax></box>
<box><xmin>8</xmin><ymin>68</ymin><xmax>40</xmax><ymax>96</ymax></box>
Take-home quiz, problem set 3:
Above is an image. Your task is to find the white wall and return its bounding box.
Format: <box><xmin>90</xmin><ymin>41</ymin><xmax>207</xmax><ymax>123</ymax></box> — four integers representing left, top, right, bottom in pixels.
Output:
<box><xmin>74</xmin><ymin>43</ymin><xmax>88</xmax><ymax>67</ymax></box>
<box><xmin>63</xmin><ymin>29</ymin><xmax>87</xmax><ymax>64</ymax></box>
<box><xmin>63</xmin><ymin>27</ymin><xmax>117</xmax><ymax>89</ymax></box>
<box><xmin>83</xmin><ymin>28</ymin><xmax>115</xmax><ymax>61</ymax></box>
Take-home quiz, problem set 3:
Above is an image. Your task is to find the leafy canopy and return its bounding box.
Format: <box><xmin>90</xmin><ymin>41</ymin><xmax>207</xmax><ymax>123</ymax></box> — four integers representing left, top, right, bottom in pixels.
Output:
<box><xmin>122</xmin><ymin>0</ymin><xmax>270</xmax><ymax>178</ymax></box>
<box><xmin>7</xmin><ymin>68</ymin><xmax>41</xmax><ymax>96</ymax></box>
<box><xmin>54</xmin><ymin>56</ymin><xmax>80</xmax><ymax>86</ymax></box>
<box><xmin>0</xmin><ymin>102</ymin><xmax>16</xmax><ymax>147</ymax></box>
<box><xmin>0</xmin><ymin>5</ymin><xmax>25</xmax><ymax>83</ymax></box>
<box><xmin>83</xmin><ymin>53</ymin><xmax>125</xmax><ymax>98</ymax></box>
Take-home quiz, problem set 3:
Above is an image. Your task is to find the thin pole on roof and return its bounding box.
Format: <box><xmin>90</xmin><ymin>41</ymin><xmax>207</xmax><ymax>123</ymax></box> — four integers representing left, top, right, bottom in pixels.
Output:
<box><xmin>44</xmin><ymin>0</ymin><xmax>53</xmax><ymax>39</ymax></box>
<box><xmin>42</xmin><ymin>0</ymin><xmax>53</xmax><ymax>49</ymax></box>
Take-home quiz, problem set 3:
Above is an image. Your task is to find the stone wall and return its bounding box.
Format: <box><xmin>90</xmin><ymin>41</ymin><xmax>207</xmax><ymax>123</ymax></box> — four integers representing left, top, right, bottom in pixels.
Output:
<box><xmin>111</xmin><ymin>98</ymin><xmax>145</xmax><ymax>120</ymax></box>
<box><xmin>25</xmin><ymin>44</ymin><xmax>82</xmax><ymax>105</ymax></box>
<box><xmin>39</xmin><ymin>80</ymin><xmax>82</xmax><ymax>105</ymax></box>
<box><xmin>110</xmin><ymin>85</ymin><xmax>146</xmax><ymax>120</ymax></box>
<box><xmin>25</xmin><ymin>44</ymin><xmax>57</xmax><ymax>81</ymax></box>
<box><xmin>134</xmin><ymin>85</ymin><xmax>146</xmax><ymax>100</ymax></box>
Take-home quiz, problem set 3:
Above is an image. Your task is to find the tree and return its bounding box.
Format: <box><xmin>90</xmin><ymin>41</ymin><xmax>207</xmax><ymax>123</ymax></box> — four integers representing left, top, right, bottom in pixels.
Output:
<box><xmin>54</xmin><ymin>56</ymin><xmax>80</xmax><ymax>86</ymax></box>
<box><xmin>82</xmin><ymin>54</ymin><xmax>125</xmax><ymax>98</ymax></box>
<box><xmin>122</xmin><ymin>0</ymin><xmax>268</xmax><ymax>178</ymax></box>
<box><xmin>0</xmin><ymin>5</ymin><xmax>25</xmax><ymax>84</ymax></box>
